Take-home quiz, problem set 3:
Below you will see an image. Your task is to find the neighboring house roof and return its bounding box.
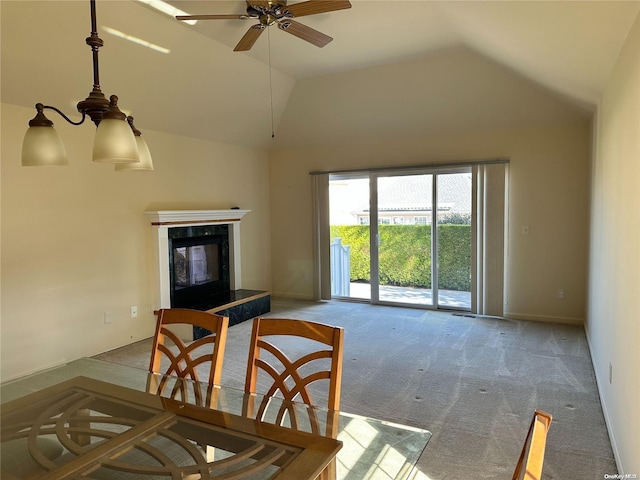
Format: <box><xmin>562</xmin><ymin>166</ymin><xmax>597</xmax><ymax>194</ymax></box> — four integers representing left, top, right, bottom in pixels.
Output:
<box><xmin>359</xmin><ymin>174</ymin><xmax>472</xmax><ymax>214</ymax></box>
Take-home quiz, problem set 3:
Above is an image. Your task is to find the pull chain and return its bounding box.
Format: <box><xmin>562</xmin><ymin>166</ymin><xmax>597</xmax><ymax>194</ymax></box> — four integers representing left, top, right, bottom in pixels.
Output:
<box><xmin>268</xmin><ymin>27</ymin><xmax>275</xmax><ymax>139</ymax></box>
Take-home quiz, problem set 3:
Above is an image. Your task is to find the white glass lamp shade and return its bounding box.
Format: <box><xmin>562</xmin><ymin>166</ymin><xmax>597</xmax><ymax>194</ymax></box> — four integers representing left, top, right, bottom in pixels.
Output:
<box><xmin>21</xmin><ymin>125</ymin><xmax>68</xmax><ymax>166</ymax></box>
<box><xmin>115</xmin><ymin>135</ymin><xmax>153</xmax><ymax>171</ymax></box>
<box><xmin>92</xmin><ymin>117</ymin><xmax>140</xmax><ymax>164</ymax></box>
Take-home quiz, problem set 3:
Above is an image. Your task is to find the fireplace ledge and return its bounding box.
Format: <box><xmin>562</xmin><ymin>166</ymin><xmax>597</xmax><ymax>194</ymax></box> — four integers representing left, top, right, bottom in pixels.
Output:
<box><xmin>144</xmin><ymin>209</ymin><xmax>250</xmax><ymax>226</ymax></box>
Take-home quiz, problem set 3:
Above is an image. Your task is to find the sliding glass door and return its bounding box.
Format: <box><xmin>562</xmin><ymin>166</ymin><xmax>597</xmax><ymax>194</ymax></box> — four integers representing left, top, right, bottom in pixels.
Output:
<box><xmin>329</xmin><ymin>176</ymin><xmax>370</xmax><ymax>300</ymax></box>
<box><xmin>436</xmin><ymin>172</ymin><xmax>472</xmax><ymax>308</ymax></box>
<box><xmin>329</xmin><ymin>168</ymin><xmax>472</xmax><ymax>310</ymax></box>
<box><xmin>376</xmin><ymin>173</ymin><xmax>434</xmax><ymax>307</ymax></box>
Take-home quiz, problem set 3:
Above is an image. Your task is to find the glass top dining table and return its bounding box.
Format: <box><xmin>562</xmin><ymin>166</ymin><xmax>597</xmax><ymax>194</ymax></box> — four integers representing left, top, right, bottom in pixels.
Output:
<box><xmin>1</xmin><ymin>358</ymin><xmax>431</xmax><ymax>480</ymax></box>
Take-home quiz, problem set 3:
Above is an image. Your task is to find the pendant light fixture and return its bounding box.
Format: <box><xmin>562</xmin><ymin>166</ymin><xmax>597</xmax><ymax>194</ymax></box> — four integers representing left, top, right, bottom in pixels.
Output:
<box><xmin>21</xmin><ymin>0</ymin><xmax>153</xmax><ymax>171</ymax></box>
<box><xmin>114</xmin><ymin>117</ymin><xmax>154</xmax><ymax>171</ymax></box>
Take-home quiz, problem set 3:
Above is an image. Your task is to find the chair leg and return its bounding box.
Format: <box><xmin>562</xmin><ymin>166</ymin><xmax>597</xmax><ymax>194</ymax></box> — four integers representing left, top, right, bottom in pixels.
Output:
<box><xmin>69</xmin><ymin>408</ymin><xmax>91</xmax><ymax>447</ymax></box>
<box><xmin>317</xmin><ymin>459</ymin><xmax>336</xmax><ymax>480</ymax></box>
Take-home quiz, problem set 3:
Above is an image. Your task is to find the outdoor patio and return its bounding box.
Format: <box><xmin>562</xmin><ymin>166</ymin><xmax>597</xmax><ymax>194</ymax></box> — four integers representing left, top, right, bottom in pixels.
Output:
<box><xmin>345</xmin><ymin>282</ymin><xmax>471</xmax><ymax>309</ymax></box>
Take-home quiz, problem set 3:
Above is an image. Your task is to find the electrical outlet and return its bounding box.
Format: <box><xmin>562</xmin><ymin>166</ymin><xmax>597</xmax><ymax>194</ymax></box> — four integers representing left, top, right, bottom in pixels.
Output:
<box><xmin>130</xmin><ymin>306</ymin><xmax>138</xmax><ymax>318</ymax></box>
<box><xmin>104</xmin><ymin>311</ymin><xmax>113</xmax><ymax>324</ymax></box>
<box><xmin>557</xmin><ymin>289</ymin><xmax>565</xmax><ymax>299</ymax></box>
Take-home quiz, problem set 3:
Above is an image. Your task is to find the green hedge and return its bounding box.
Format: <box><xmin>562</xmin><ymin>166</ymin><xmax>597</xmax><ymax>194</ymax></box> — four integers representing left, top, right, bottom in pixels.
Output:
<box><xmin>330</xmin><ymin>225</ymin><xmax>471</xmax><ymax>291</ymax></box>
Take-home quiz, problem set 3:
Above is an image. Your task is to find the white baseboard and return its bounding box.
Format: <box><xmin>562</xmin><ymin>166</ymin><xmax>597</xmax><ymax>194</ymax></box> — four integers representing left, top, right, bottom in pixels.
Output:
<box><xmin>584</xmin><ymin>325</ymin><xmax>624</xmax><ymax>474</ymax></box>
<box><xmin>504</xmin><ymin>311</ymin><xmax>584</xmax><ymax>325</ymax></box>
<box><xmin>271</xmin><ymin>292</ymin><xmax>315</xmax><ymax>301</ymax></box>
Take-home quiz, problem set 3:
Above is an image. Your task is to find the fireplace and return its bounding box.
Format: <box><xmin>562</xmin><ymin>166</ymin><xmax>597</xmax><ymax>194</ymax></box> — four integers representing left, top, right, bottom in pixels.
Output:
<box><xmin>169</xmin><ymin>225</ymin><xmax>230</xmax><ymax>310</ymax></box>
<box><xmin>145</xmin><ymin>210</ymin><xmax>270</xmax><ymax>335</ymax></box>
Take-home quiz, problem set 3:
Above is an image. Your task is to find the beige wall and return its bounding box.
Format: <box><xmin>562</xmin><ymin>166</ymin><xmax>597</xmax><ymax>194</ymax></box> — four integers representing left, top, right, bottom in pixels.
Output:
<box><xmin>588</xmin><ymin>13</ymin><xmax>640</xmax><ymax>474</ymax></box>
<box><xmin>0</xmin><ymin>103</ymin><xmax>272</xmax><ymax>381</ymax></box>
<box><xmin>269</xmin><ymin>49</ymin><xmax>591</xmax><ymax>325</ymax></box>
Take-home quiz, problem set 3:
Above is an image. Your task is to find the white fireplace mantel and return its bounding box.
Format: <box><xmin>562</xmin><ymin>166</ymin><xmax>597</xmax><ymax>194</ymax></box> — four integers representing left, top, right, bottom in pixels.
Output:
<box><xmin>144</xmin><ymin>210</ymin><xmax>250</xmax><ymax>310</ymax></box>
<box><xmin>144</xmin><ymin>209</ymin><xmax>250</xmax><ymax>226</ymax></box>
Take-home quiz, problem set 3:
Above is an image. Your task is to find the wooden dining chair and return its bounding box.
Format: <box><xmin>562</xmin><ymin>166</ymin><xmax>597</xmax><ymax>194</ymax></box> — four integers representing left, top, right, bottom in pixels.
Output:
<box><xmin>512</xmin><ymin>409</ymin><xmax>553</xmax><ymax>480</ymax></box>
<box><xmin>245</xmin><ymin>317</ymin><xmax>345</xmax><ymax>409</ymax></box>
<box><xmin>244</xmin><ymin>317</ymin><xmax>344</xmax><ymax>480</ymax></box>
<box><xmin>147</xmin><ymin>308</ymin><xmax>229</xmax><ymax>408</ymax></box>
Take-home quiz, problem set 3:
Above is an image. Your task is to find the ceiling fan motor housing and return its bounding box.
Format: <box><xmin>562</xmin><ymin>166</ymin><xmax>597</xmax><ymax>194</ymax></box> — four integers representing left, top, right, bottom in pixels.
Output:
<box><xmin>248</xmin><ymin>0</ymin><xmax>289</xmax><ymax>20</ymax></box>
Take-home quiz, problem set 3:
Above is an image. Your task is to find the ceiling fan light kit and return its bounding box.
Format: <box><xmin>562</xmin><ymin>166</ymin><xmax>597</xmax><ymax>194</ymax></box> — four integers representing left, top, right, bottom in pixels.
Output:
<box><xmin>176</xmin><ymin>0</ymin><xmax>352</xmax><ymax>51</ymax></box>
<box><xmin>21</xmin><ymin>0</ymin><xmax>153</xmax><ymax>171</ymax></box>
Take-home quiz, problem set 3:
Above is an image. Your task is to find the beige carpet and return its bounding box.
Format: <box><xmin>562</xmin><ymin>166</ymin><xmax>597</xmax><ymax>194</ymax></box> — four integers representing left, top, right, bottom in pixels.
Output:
<box><xmin>94</xmin><ymin>298</ymin><xmax>617</xmax><ymax>479</ymax></box>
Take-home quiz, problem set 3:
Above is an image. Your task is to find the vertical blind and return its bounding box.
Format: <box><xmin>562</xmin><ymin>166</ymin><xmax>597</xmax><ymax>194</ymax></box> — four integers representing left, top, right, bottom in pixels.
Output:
<box><xmin>472</xmin><ymin>162</ymin><xmax>508</xmax><ymax>316</ymax></box>
<box><xmin>311</xmin><ymin>173</ymin><xmax>332</xmax><ymax>300</ymax></box>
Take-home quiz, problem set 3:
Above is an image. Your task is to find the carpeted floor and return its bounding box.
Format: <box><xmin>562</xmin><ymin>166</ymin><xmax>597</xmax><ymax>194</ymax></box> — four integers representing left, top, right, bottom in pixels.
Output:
<box><xmin>93</xmin><ymin>298</ymin><xmax>617</xmax><ymax>479</ymax></box>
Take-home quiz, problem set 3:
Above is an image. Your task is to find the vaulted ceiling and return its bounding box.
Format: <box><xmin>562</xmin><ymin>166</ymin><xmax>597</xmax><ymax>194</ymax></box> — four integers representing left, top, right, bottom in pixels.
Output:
<box><xmin>2</xmin><ymin>1</ymin><xmax>639</xmax><ymax>150</ymax></box>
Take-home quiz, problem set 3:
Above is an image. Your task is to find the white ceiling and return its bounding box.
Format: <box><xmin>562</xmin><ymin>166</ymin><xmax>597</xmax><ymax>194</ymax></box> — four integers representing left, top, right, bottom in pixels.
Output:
<box><xmin>169</xmin><ymin>0</ymin><xmax>639</xmax><ymax>106</ymax></box>
<box><xmin>2</xmin><ymin>1</ymin><xmax>639</xmax><ymax>150</ymax></box>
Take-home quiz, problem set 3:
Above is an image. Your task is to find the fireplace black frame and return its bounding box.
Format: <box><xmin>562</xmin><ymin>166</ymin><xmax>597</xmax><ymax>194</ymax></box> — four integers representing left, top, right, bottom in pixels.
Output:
<box><xmin>168</xmin><ymin>225</ymin><xmax>230</xmax><ymax>310</ymax></box>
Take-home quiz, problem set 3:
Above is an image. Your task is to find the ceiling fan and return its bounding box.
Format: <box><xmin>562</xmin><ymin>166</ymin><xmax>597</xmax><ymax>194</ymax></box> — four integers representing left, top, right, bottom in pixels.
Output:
<box><xmin>176</xmin><ymin>0</ymin><xmax>352</xmax><ymax>51</ymax></box>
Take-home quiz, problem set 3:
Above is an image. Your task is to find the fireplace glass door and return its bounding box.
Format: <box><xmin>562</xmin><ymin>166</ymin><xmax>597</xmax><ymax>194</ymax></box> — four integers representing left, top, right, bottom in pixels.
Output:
<box><xmin>174</xmin><ymin>244</ymin><xmax>221</xmax><ymax>288</ymax></box>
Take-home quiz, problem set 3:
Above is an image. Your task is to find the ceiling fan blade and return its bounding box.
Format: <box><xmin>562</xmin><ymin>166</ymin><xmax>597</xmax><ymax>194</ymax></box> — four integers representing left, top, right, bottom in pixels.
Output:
<box><xmin>234</xmin><ymin>24</ymin><xmax>266</xmax><ymax>51</ymax></box>
<box><xmin>247</xmin><ymin>0</ymin><xmax>271</xmax><ymax>8</ymax></box>
<box><xmin>278</xmin><ymin>19</ymin><xmax>332</xmax><ymax>48</ymax></box>
<box><xmin>285</xmin><ymin>0</ymin><xmax>351</xmax><ymax>18</ymax></box>
<box><xmin>176</xmin><ymin>14</ymin><xmax>249</xmax><ymax>21</ymax></box>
